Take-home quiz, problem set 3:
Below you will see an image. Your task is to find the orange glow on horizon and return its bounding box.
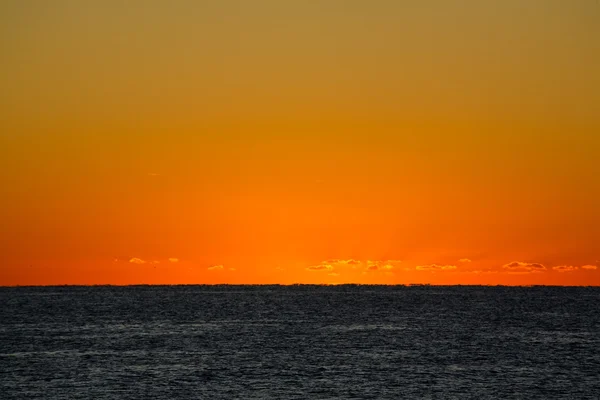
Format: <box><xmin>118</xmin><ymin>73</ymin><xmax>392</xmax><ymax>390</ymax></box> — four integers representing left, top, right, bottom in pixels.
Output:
<box><xmin>1</xmin><ymin>1</ymin><xmax>599</xmax><ymax>286</ymax></box>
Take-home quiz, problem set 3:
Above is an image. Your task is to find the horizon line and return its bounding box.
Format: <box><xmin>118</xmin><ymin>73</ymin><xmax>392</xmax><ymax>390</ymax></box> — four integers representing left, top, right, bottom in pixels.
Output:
<box><xmin>2</xmin><ymin>283</ymin><xmax>599</xmax><ymax>288</ymax></box>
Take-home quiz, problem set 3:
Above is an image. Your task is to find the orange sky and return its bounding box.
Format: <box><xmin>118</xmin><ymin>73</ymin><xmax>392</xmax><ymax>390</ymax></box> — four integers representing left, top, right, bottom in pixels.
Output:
<box><xmin>1</xmin><ymin>1</ymin><xmax>599</xmax><ymax>285</ymax></box>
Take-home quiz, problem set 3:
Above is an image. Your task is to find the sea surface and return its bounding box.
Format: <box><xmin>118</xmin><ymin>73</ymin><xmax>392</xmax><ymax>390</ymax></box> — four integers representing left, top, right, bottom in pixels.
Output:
<box><xmin>1</xmin><ymin>285</ymin><xmax>599</xmax><ymax>399</ymax></box>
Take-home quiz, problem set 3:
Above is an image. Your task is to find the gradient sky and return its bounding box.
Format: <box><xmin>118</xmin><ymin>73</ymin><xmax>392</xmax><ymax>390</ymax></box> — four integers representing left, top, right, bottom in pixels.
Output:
<box><xmin>1</xmin><ymin>0</ymin><xmax>599</xmax><ymax>285</ymax></box>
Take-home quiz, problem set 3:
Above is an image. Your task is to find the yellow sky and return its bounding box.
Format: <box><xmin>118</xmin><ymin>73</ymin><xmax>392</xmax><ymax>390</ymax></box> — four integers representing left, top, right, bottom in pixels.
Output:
<box><xmin>1</xmin><ymin>1</ymin><xmax>599</xmax><ymax>285</ymax></box>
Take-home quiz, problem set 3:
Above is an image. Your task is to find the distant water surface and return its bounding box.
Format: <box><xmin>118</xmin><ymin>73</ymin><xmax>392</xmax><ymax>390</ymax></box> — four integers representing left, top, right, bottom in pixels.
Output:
<box><xmin>1</xmin><ymin>285</ymin><xmax>599</xmax><ymax>399</ymax></box>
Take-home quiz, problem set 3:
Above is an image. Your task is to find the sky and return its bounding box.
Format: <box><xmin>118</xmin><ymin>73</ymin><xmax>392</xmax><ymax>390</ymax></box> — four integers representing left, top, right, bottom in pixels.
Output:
<box><xmin>1</xmin><ymin>0</ymin><xmax>599</xmax><ymax>285</ymax></box>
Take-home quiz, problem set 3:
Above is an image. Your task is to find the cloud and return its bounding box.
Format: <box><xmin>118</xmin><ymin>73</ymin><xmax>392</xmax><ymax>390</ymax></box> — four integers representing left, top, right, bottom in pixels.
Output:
<box><xmin>168</xmin><ymin>258</ymin><xmax>179</xmax><ymax>263</ymax></box>
<box><xmin>207</xmin><ymin>264</ymin><xmax>224</xmax><ymax>271</ymax></box>
<box><xmin>325</xmin><ymin>259</ymin><xmax>361</xmax><ymax>266</ymax></box>
<box><xmin>459</xmin><ymin>258</ymin><xmax>472</xmax><ymax>263</ymax></box>
<box><xmin>368</xmin><ymin>264</ymin><xmax>395</xmax><ymax>271</ymax></box>
<box><xmin>581</xmin><ymin>265</ymin><xmax>598</xmax><ymax>270</ymax></box>
<box><xmin>306</xmin><ymin>264</ymin><xmax>334</xmax><ymax>272</ymax></box>
<box><xmin>129</xmin><ymin>258</ymin><xmax>147</xmax><ymax>265</ymax></box>
<box><xmin>416</xmin><ymin>264</ymin><xmax>457</xmax><ymax>271</ymax></box>
<box><xmin>552</xmin><ymin>265</ymin><xmax>578</xmax><ymax>273</ymax></box>
<box><xmin>307</xmin><ymin>259</ymin><xmax>363</xmax><ymax>272</ymax></box>
<box><xmin>365</xmin><ymin>260</ymin><xmax>401</xmax><ymax>271</ymax></box>
<box><xmin>309</xmin><ymin>259</ymin><xmax>400</xmax><ymax>272</ymax></box>
<box><xmin>502</xmin><ymin>261</ymin><xmax>546</xmax><ymax>273</ymax></box>
<box><xmin>328</xmin><ymin>272</ymin><xmax>340</xmax><ymax>277</ymax></box>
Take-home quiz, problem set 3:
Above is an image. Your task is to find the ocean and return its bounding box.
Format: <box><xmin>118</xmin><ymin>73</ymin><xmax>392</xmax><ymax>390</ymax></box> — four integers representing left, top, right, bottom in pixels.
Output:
<box><xmin>1</xmin><ymin>285</ymin><xmax>599</xmax><ymax>399</ymax></box>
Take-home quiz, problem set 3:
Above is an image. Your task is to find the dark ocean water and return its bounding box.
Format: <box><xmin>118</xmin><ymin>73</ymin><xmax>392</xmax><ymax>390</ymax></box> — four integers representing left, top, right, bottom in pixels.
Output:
<box><xmin>1</xmin><ymin>285</ymin><xmax>599</xmax><ymax>399</ymax></box>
